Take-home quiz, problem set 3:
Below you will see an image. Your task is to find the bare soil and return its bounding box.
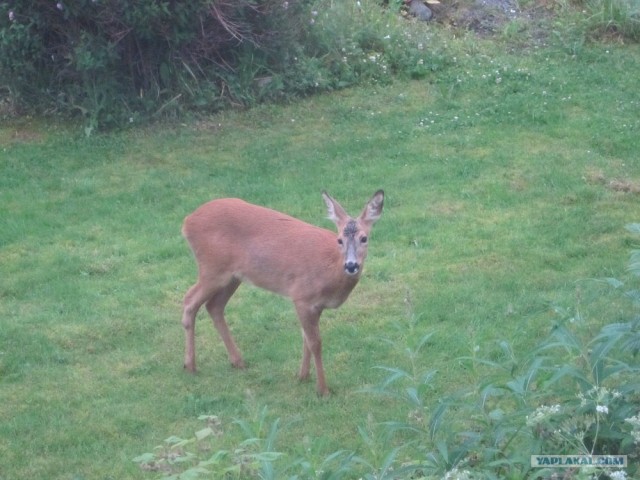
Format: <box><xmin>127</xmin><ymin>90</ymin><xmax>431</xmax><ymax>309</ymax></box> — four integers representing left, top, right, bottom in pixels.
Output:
<box><xmin>426</xmin><ymin>0</ymin><xmax>556</xmax><ymax>43</ymax></box>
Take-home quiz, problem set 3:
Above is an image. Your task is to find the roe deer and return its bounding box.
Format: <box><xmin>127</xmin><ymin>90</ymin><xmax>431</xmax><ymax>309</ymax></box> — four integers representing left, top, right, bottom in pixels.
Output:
<box><xmin>181</xmin><ymin>190</ymin><xmax>384</xmax><ymax>396</ymax></box>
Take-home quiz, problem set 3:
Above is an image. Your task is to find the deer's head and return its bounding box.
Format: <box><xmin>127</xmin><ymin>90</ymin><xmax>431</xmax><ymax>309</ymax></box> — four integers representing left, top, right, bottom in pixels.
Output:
<box><xmin>323</xmin><ymin>190</ymin><xmax>384</xmax><ymax>276</ymax></box>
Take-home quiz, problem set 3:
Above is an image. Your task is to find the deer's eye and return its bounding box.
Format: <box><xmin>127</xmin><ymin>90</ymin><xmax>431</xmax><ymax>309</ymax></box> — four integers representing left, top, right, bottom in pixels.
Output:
<box><xmin>360</xmin><ymin>236</ymin><xmax>368</xmax><ymax>244</ymax></box>
<box><xmin>337</xmin><ymin>238</ymin><xmax>343</xmax><ymax>245</ymax></box>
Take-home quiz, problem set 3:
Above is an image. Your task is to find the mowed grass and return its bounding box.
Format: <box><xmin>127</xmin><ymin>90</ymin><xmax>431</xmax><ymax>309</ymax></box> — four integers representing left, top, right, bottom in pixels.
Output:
<box><xmin>1</xmin><ymin>41</ymin><xmax>640</xmax><ymax>479</ymax></box>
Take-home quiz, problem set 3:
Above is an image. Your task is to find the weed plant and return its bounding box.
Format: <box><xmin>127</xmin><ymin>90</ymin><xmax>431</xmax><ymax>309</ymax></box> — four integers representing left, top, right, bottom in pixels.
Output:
<box><xmin>372</xmin><ymin>282</ymin><xmax>640</xmax><ymax>478</ymax></box>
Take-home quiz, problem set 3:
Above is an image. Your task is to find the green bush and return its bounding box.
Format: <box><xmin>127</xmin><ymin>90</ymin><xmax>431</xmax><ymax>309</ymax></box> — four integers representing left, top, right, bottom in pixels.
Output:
<box><xmin>0</xmin><ymin>0</ymin><xmax>308</xmax><ymax>129</ymax></box>
<box><xmin>0</xmin><ymin>0</ymin><xmax>440</xmax><ymax>132</ymax></box>
<box><xmin>1</xmin><ymin>0</ymin><xmax>639</xmax><ymax>131</ymax></box>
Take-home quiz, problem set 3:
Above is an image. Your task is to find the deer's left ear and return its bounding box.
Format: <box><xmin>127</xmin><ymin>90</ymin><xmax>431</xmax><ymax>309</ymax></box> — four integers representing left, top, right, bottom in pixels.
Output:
<box><xmin>360</xmin><ymin>190</ymin><xmax>384</xmax><ymax>225</ymax></box>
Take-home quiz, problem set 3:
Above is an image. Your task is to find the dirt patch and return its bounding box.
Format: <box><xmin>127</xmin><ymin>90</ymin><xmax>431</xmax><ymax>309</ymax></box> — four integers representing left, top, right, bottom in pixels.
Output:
<box><xmin>431</xmin><ymin>0</ymin><xmax>519</xmax><ymax>33</ymax></box>
<box><xmin>0</xmin><ymin>119</ymin><xmax>46</xmax><ymax>146</ymax></box>
<box><xmin>9</xmin><ymin>129</ymin><xmax>44</xmax><ymax>143</ymax></box>
<box><xmin>418</xmin><ymin>0</ymin><xmax>556</xmax><ymax>44</ymax></box>
<box><xmin>608</xmin><ymin>179</ymin><xmax>640</xmax><ymax>194</ymax></box>
<box><xmin>584</xmin><ymin>168</ymin><xmax>640</xmax><ymax>194</ymax></box>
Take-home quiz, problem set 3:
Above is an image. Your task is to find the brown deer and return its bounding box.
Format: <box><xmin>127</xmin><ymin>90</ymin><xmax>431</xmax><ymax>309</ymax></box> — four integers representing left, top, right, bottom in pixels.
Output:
<box><xmin>181</xmin><ymin>190</ymin><xmax>384</xmax><ymax>396</ymax></box>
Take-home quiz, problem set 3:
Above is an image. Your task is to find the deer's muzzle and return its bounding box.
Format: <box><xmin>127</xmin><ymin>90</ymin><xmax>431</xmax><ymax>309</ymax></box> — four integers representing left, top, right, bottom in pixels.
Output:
<box><xmin>344</xmin><ymin>261</ymin><xmax>360</xmax><ymax>275</ymax></box>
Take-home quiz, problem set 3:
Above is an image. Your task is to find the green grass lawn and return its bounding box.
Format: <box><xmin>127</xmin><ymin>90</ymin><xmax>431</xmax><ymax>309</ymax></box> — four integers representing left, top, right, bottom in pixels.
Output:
<box><xmin>1</xmin><ymin>39</ymin><xmax>639</xmax><ymax>479</ymax></box>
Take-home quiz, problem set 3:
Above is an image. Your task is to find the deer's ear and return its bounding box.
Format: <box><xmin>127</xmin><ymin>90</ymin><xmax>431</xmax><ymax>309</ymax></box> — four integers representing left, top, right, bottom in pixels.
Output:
<box><xmin>361</xmin><ymin>190</ymin><xmax>384</xmax><ymax>225</ymax></box>
<box><xmin>322</xmin><ymin>191</ymin><xmax>348</xmax><ymax>224</ymax></box>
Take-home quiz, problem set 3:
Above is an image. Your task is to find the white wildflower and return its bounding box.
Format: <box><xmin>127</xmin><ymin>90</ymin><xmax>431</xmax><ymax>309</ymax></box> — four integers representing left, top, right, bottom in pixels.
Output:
<box><xmin>442</xmin><ymin>468</ymin><xmax>472</xmax><ymax>480</ymax></box>
<box><xmin>526</xmin><ymin>404</ymin><xmax>561</xmax><ymax>427</ymax></box>
<box><xmin>609</xmin><ymin>471</ymin><xmax>627</xmax><ymax>480</ymax></box>
<box><xmin>596</xmin><ymin>405</ymin><xmax>609</xmax><ymax>415</ymax></box>
<box><xmin>625</xmin><ymin>414</ymin><xmax>640</xmax><ymax>444</ymax></box>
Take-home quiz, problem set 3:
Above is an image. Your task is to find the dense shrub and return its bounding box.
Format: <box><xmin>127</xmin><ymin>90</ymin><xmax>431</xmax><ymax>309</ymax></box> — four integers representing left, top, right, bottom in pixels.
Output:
<box><xmin>0</xmin><ymin>0</ymin><xmax>300</xmax><ymax>129</ymax></box>
<box><xmin>0</xmin><ymin>0</ymin><xmax>441</xmax><ymax>131</ymax></box>
<box><xmin>1</xmin><ymin>0</ymin><xmax>639</xmax><ymax>130</ymax></box>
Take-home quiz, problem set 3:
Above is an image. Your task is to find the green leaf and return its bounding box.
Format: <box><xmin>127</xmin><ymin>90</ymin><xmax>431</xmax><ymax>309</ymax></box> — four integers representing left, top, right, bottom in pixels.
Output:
<box><xmin>132</xmin><ymin>452</ymin><xmax>155</xmax><ymax>463</ymax></box>
<box><xmin>373</xmin><ymin>366</ymin><xmax>412</xmax><ymax>388</ymax></box>
<box><xmin>415</xmin><ymin>332</ymin><xmax>435</xmax><ymax>353</ymax></box>
<box><xmin>435</xmin><ymin>439</ymin><xmax>449</xmax><ymax>464</ymax></box>
<box><xmin>429</xmin><ymin>401</ymin><xmax>450</xmax><ymax>440</ymax></box>
<box><xmin>164</xmin><ymin>435</ymin><xmax>190</xmax><ymax>448</ymax></box>
<box><xmin>195</xmin><ymin>427</ymin><xmax>214</xmax><ymax>441</ymax></box>
<box><xmin>405</xmin><ymin>387</ymin><xmax>421</xmax><ymax>407</ymax></box>
<box><xmin>602</xmin><ymin>277</ymin><xmax>625</xmax><ymax>288</ymax></box>
<box><xmin>544</xmin><ymin>364</ymin><xmax>590</xmax><ymax>389</ymax></box>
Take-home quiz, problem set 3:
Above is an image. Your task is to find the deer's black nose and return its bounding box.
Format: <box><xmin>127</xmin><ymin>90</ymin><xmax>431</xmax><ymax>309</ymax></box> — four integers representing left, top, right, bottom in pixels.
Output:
<box><xmin>344</xmin><ymin>262</ymin><xmax>360</xmax><ymax>275</ymax></box>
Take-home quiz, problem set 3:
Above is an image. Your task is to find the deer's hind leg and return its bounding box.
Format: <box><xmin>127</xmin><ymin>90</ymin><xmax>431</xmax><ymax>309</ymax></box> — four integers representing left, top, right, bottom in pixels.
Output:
<box><xmin>205</xmin><ymin>278</ymin><xmax>244</xmax><ymax>368</ymax></box>
<box><xmin>182</xmin><ymin>281</ymin><xmax>214</xmax><ymax>372</ymax></box>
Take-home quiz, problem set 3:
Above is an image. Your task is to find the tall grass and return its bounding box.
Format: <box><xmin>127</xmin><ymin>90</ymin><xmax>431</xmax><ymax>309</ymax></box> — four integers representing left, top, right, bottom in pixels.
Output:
<box><xmin>585</xmin><ymin>0</ymin><xmax>640</xmax><ymax>40</ymax></box>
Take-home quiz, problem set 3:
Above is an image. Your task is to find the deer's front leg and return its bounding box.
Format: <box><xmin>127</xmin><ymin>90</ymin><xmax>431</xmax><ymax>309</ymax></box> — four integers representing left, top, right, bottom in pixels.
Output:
<box><xmin>299</xmin><ymin>331</ymin><xmax>312</xmax><ymax>381</ymax></box>
<box><xmin>295</xmin><ymin>303</ymin><xmax>329</xmax><ymax>396</ymax></box>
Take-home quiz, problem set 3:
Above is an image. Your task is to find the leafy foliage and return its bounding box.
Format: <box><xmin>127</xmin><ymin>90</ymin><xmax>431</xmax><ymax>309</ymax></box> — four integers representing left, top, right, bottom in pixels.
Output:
<box><xmin>0</xmin><ymin>0</ymin><xmax>291</xmax><ymax>129</ymax></box>
<box><xmin>133</xmin><ymin>408</ymin><xmax>371</xmax><ymax>479</ymax></box>
<box><xmin>0</xmin><ymin>0</ymin><xmax>440</xmax><ymax>131</ymax></box>
<box><xmin>2</xmin><ymin>0</ymin><xmax>638</xmax><ymax>131</ymax></box>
